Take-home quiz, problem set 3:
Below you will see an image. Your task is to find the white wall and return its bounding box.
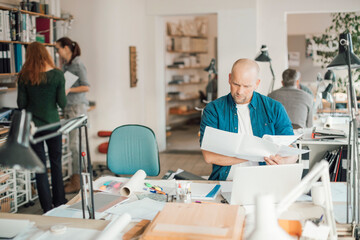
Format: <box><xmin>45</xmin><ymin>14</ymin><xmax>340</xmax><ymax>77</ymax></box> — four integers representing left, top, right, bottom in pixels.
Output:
<box><xmin>61</xmin><ymin>0</ymin><xmax>148</xmax><ymax>163</ymax></box>
<box><xmin>287</xmin><ymin>13</ymin><xmax>332</xmax><ymax>35</ymax></box>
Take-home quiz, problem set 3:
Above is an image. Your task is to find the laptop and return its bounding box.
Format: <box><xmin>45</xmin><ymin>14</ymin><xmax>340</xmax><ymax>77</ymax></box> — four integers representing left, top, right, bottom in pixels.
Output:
<box><xmin>229</xmin><ymin>164</ymin><xmax>303</xmax><ymax>205</ymax></box>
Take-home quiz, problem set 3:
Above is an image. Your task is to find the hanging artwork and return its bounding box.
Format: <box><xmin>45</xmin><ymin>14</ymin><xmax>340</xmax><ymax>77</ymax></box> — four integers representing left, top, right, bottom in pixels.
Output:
<box><xmin>129</xmin><ymin>46</ymin><xmax>137</xmax><ymax>88</ymax></box>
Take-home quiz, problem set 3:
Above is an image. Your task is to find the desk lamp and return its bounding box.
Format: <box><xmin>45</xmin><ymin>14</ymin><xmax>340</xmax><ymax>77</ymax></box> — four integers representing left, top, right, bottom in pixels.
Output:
<box><xmin>0</xmin><ymin>110</ymin><xmax>95</xmax><ymax>219</ymax></box>
<box><xmin>255</xmin><ymin>45</ymin><xmax>275</xmax><ymax>94</ymax></box>
<box><xmin>204</xmin><ymin>58</ymin><xmax>217</xmax><ymax>102</ymax></box>
<box><xmin>0</xmin><ymin>110</ymin><xmax>44</xmax><ymax>173</ymax></box>
<box><xmin>323</xmin><ymin>70</ymin><xmax>336</xmax><ymax>113</ymax></box>
<box><xmin>277</xmin><ymin>160</ymin><xmax>337</xmax><ymax>240</ymax></box>
<box><xmin>327</xmin><ymin>32</ymin><xmax>360</xmax><ymax>233</ymax></box>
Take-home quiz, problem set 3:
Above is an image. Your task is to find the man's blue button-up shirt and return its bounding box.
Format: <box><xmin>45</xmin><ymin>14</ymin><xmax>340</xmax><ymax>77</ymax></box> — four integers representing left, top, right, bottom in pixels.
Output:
<box><xmin>200</xmin><ymin>92</ymin><xmax>294</xmax><ymax>181</ymax></box>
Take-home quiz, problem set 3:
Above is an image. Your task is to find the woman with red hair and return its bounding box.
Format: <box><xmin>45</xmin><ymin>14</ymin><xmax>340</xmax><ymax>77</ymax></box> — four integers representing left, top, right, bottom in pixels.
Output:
<box><xmin>17</xmin><ymin>42</ymin><xmax>67</xmax><ymax>213</ymax></box>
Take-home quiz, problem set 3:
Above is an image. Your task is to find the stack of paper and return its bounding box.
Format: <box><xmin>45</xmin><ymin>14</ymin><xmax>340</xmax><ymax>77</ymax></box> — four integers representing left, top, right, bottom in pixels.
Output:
<box><xmin>312</xmin><ymin>128</ymin><xmax>346</xmax><ymax>139</ymax></box>
<box><xmin>201</xmin><ymin>126</ymin><xmax>308</xmax><ymax>162</ymax></box>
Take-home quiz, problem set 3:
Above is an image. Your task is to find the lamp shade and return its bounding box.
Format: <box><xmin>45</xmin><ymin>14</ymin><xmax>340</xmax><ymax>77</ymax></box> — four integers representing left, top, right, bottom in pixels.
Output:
<box><xmin>255</xmin><ymin>45</ymin><xmax>271</xmax><ymax>62</ymax></box>
<box><xmin>204</xmin><ymin>58</ymin><xmax>217</xmax><ymax>74</ymax></box>
<box><xmin>327</xmin><ymin>32</ymin><xmax>360</xmax><ymax>70</ymax></box>
<box><xmin>324</xmin><ymin>70</ymin><xmax>336</xmax><ymax>82</ymax></box>
<box><xmin>0</xmin><ymin>110</ymin><xmax>45</xmax><ymax>173</ymax></box>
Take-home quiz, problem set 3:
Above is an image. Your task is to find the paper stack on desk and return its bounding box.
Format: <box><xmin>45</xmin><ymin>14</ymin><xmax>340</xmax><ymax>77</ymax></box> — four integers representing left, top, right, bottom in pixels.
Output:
<box><xmin>312</xmin><ymin>127</ymin><xmax>346</xmax><ymax>139</ymax></box>
<box><xmin>201</xmin><ymin>126</ymin><xmax>309</xmax><ymax>162</ymax></box>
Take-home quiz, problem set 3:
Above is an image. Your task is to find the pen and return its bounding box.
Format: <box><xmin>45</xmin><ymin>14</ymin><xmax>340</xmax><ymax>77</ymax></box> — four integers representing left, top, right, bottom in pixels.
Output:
<box><xmin>143</xmin><ymin>187</ymin><xmax>157</xmax><ymax>194</ymax></box>
<box><xmin>144</xmin><ymin>182</ymin><xmax>163</xmax><ymax>191</ymax></box>
<box><xmin>194</xmin><ymin>201</ymin><xmax>217</xmax><ymax>204</ymax></box>
<box><xmin>143</xmin><ymin>187</ymin><xmax>166</xmax><ymax>195</ymax></box>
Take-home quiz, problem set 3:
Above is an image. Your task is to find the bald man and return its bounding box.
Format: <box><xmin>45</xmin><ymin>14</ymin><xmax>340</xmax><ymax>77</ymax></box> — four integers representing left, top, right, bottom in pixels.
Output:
<box><xmin>200</xmin><ymin>59</ymin><xmax>298</xmax><ymax>181</ymax></box>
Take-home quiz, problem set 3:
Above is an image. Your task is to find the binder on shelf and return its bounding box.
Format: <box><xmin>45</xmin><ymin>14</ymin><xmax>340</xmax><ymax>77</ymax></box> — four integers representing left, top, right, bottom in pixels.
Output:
<box><xmin>9</xmin><ymin>44</ymin><xmax>15</xmax><ymax>74</ymax></box>
<box><xmin>0</xmin><ymin>43</ymin><xmax>4</xmax><ymax>73</ymax></box>
<box><xmin>0</xmin><ymin>11</ymin><xmax>4</xmax><ymax>40</ymax></box>
<box><xmin>322</xmin><ymin>146</ymin><xmax>347</xmax><ymax>182</ymax></box>
<box><xmin>9</xmin><ymin>11</ymin><xmax>17</xmax><ymax>41</ymax></box>
<box><xmin>3</xmin><ymin>10</ymin><xmax>11</xmax><ymax>41</ymax></box>
<box><xmin>14</xmin><ymin>43</ymin><xmax>23</xmax><ymax>73</ymax></box>
<box><xmin>3</xmin><ymin>43</ymin><xmax>10</xmax><ymax>73</ymax></box>
<box><xmin>36</xmin><ymin>17</ymin><xmax>51</xmax><ymax>43</ymax></box>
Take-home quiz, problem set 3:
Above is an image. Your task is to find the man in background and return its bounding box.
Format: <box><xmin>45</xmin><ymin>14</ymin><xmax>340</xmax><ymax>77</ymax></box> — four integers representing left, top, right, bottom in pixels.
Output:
<box><xmin>268</xmin><ymin>69</ymin><xmax>313</xmax><ymax>129</ymax></box>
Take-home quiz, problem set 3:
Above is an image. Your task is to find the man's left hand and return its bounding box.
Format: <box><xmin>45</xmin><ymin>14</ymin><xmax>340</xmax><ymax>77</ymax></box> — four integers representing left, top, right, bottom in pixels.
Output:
<box><xmin>264</xmin><ymin>154</ymin><xmax>298</xmax><ymax>165</ymax></box>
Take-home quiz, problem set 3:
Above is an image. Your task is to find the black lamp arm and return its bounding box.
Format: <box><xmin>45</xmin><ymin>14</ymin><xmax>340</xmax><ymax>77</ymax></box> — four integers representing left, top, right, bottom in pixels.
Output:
<box><xmin>30</xmin><ymin>115</ymin><xmax>87</xmax><ymax>144</ymax></box>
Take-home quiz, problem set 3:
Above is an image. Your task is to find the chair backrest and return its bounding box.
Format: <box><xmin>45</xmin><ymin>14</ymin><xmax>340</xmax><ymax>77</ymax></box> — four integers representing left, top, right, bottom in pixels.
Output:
<box><xmin>106</xmin><ymin>124</ymin><xmax>160</xmax><ymax>176</ymax></box>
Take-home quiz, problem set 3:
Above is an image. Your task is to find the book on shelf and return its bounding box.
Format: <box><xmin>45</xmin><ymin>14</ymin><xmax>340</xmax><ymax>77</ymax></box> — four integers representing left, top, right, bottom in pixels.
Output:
<box><xmin>0</xmin><ymin>8</ymin><xmax>67</xmax><ymax>43</ymax></box>
<box><xmin>14</xmin><ymin>43</ymin><xmax>23</xmax><ymax>72</ymax></box>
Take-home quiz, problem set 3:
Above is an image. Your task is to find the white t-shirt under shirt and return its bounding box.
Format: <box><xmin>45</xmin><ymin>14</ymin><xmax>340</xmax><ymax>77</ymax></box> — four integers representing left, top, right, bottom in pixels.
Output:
<box><xmin>226</xmin><ymin>103</ymin><xmax>258</xmax><ymax>180</ymax></box>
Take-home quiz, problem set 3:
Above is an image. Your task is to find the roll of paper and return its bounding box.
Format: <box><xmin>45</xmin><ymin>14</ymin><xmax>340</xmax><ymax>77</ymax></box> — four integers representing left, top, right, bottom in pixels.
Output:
<box><xmin>324</xmin><ymin>116</ymin><xmax>349</xmax><ymax>129</ymax></box>
<box><xmin>96</xmin><ymin>213</ymin><xmax>131</xmax><ymax>240</ymax></box>
<box><xmin>120</xmin><ymin>169</ymin><xmax>147</xmax><ymax>196</ymax></box>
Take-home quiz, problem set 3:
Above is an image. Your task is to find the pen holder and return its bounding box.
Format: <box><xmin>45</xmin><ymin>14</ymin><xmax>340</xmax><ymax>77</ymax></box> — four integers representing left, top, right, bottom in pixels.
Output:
<box><xmin>176</xmin><ymin>181</ymin><xmax>191</xmax><ymax>203</ymax></box>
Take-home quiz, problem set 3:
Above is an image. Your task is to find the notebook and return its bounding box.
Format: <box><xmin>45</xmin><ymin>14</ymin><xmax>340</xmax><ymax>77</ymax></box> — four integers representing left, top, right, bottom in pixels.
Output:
<box><xmin>230</xmin><ymin>164</ymin><xmax>303</xmax><ymax>205</ymax></box>
<box><xmin>68</xmin><ymin>192</ymin><xmax>129</xmax><ymax>212</ymax></box>
<box><xmin>191</xmin><ymin>183</ymin><xmax>221</xmax><ymax>200</ymax></box>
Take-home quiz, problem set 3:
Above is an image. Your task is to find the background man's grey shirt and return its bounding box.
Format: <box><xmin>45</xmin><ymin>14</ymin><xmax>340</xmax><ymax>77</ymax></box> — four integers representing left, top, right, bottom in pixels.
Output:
<box><xmin>63</xmin><ymin>56</ymin><xmax>90</xmax><ymax>106</ymax></box>
<box><xmin>268</xmin><ymin>86</ymin><xmax>313</xmax><ymax>128</ymax></box>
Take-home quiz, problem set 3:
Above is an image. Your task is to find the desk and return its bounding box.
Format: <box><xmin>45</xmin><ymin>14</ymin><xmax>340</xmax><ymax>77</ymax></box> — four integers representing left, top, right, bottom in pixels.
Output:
<box><xmin>0</xmin><ymin>212</ymin><xmax>110</xmax><ymax>231</ymax></box>
<box><xmin>0</xmin><ymin>179</ymin><xmax>353</xmax><ymax>239</ymax></box>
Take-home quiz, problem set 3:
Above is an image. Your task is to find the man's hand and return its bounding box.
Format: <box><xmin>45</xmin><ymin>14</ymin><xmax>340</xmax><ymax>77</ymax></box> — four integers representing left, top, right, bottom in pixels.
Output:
<box><xmin>202</xmin><ymin>150</ymin><xmax>248</xmax><ymax>166</ymax></box>
<box><xmin>264</xmin><ymin>154</ymin><xmax>298</xmax><ymax>165</ymax></box>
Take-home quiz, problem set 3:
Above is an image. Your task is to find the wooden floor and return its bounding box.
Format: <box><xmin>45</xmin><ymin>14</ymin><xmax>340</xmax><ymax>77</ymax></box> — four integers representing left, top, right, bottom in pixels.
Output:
<box><xmin>17</xmin><ymin>151</ymin><xmax>212</xmax><ymax>215</ymax></box>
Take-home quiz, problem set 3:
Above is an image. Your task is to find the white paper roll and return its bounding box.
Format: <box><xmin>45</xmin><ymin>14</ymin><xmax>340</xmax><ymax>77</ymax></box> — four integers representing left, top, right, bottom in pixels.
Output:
<box><xmin>324</xmin><ymin>116</ymin><xmax>349</xmax><ymax>129</ymax></box>
<box><xmin>96</xmin><ymin>213</ymin><xmax>131</xmax><ymax>240</ymax></box>
<box><xmin>120</xmin><ymin>169</ymin><xmax>147</xmax><ymax>196</ymax></box>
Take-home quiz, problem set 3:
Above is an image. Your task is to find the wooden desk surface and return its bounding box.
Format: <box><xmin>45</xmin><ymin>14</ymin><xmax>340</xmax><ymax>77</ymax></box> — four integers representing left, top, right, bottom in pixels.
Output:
<box><xmin>0</xmin><ymin>212</ymin><xmax>110</xmax><ymax>231</ymax></box>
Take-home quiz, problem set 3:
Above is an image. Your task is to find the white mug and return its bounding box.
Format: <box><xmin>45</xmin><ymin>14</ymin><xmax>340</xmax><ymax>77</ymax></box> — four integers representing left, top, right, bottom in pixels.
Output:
<box><xmin>311</xmin><ymin>183</ymin><xmax>325</xmax><ymax>206</ymax></box>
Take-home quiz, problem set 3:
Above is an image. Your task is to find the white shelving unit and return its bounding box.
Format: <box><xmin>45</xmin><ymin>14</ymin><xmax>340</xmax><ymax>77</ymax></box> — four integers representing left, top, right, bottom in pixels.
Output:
<box><xmin>0</xmin><ymin>168</ymin><xmax>17</xmax><ymax>213</ymax></box>
<box><xmin>1</xmin><ymin>133</ymin><xmax>72</xmax><ymax>212</ymax></box>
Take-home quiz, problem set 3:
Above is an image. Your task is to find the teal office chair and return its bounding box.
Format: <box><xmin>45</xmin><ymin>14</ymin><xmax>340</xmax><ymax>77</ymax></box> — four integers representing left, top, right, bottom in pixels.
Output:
<box><xmin>106</xmin><ymin>124</ymin><xmax>160</xmax><ymax>176</ymax></box>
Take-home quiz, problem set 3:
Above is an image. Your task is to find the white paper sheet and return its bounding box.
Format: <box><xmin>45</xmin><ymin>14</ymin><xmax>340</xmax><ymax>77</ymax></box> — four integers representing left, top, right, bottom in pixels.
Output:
<box><xmin>105</xmin><ymin>197</ymin><xmax>165</xmax><ymax>220</ymax></box>
<box><xmin>201</xmin><ymin>127</ymin><xmax>309</xmax><ymax>162</ymax></box>
<box><xmin>0</xmin><ymin>219</ymin><xmax>31</xmax><ymax>238</ymax></box>
<box><xmin>262</xmin><ymin>134</ymin><xmax>302</xmax><ymax>146</ymax></box>
<box><xmin>64</xmin><ymin>71</ymin><xmax>79</xmax><ymax>90</ymax></box>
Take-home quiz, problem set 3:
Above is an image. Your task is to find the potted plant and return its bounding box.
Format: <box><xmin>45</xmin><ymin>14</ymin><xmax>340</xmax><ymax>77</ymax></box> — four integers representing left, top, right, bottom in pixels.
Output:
<box><xmin>308</xmin><ymin>12</ymin><xmax>360</xmax><ymax>95</ymax></box>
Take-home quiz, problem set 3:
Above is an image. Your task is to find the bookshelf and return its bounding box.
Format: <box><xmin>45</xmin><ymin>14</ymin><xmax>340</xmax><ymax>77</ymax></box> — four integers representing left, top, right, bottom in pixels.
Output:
<box><xmin>0</xmin><ymin>87</ymin><xmax>16</xmax><ymax>93</ymax></box>
<box><xmin>0</xmin><ymin>40</ymin><xmax>55</xmax><ymax>46</ymax></box>
<box><xmin>0</xmin><ymin>4</ymin><xmax>72</xmax><ymax>89</ymax></box>
<box><xmin>165</xmin><ymin>16</ymin><xmax>216</xmax><ymax>128</ymax></box>
<box><xmin>0</xmin><ymin>6</ymin><xmax>68</xmax><ymax>21</ymax></box>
